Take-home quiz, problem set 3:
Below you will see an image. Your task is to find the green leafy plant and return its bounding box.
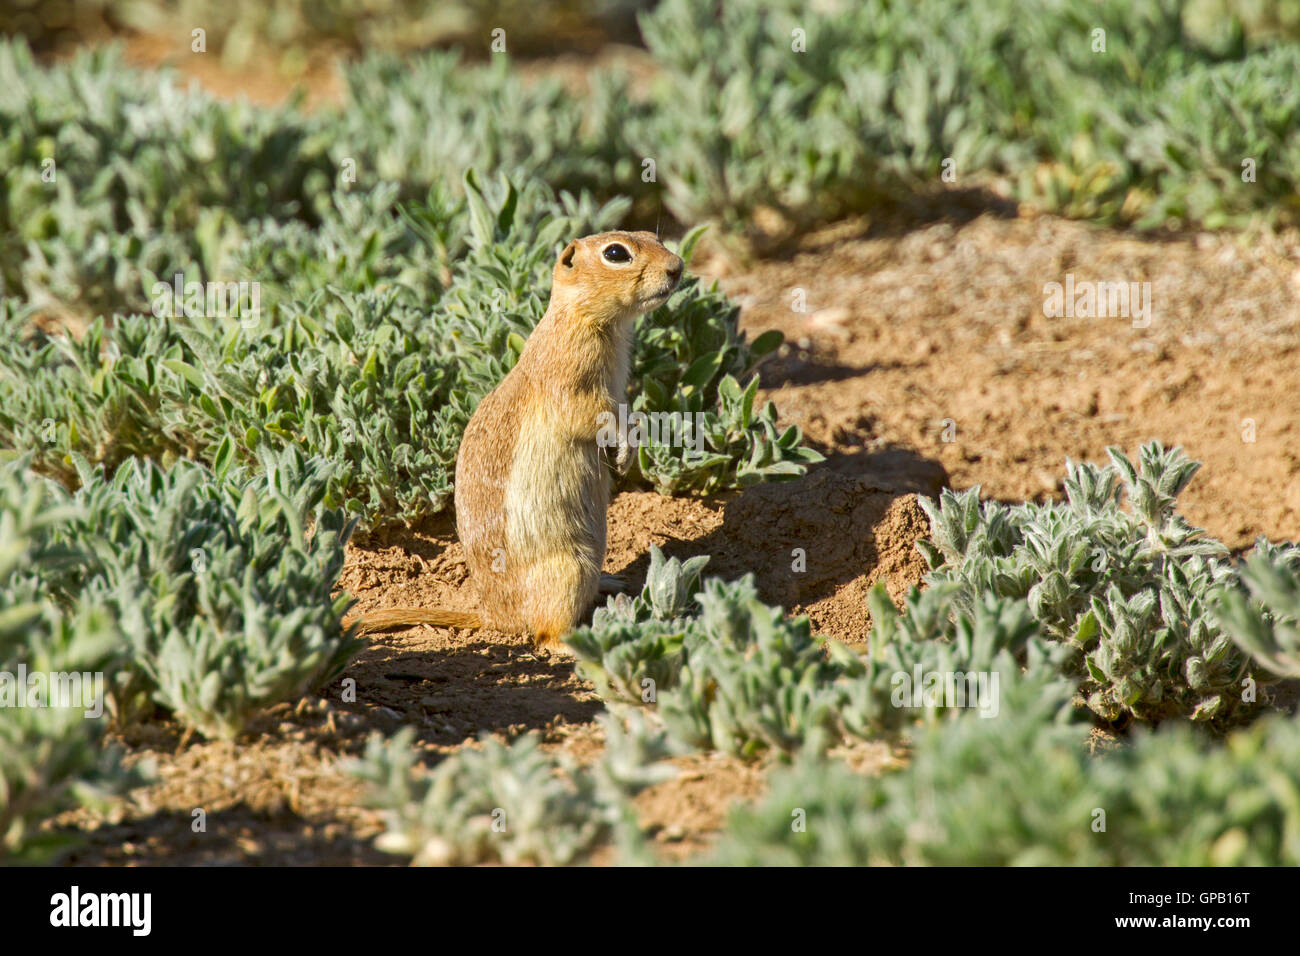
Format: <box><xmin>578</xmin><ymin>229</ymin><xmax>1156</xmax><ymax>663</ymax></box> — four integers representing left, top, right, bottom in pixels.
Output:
<box><xmin>708</xmin><ymin>690</ymin><xmax>1300</xmax><ymax>866</ymax></box>
<box><xmin>3</xmin><ymin>159</ymin><xmax>819</xmax><ymax>529</ymax></box>
<box><xmin>0</xmin><ymin>303</ymin><xmax>211</xmax><ymax>484</ymax></box>
<box><xmin>566</xmin><ymin>545</ymin><xmax>707</xmax><ymax>704</ymax></box>
<box><xmin>0</xmin><ymin>39</ymin><xmax>334</xmax><ymax>315</ymax></box>
<box><xmin>60</xmin><ymin>448</ymin><xmax>362</xmax><ymax>739</ymax></box>
<box><xmin>351</xmin><ymin>712</ymin><xmax>673</xmax><ymax>866</ymax></box>
<box><xmin>1215</xmin><ymin>540</ymin><xmax>1300</xmax><ymax>678</ymax></box>
<box><xmin>1121</xmin><ymin>45</ymin><xmax>1300</xmax><ymax>228</ymax></box>
<box><xmin>338</xmin><ymin>49</ymin><xmax>646</xmax><ymax>206</ymax></box>
<box><xmin>636</xmin><ymin>0</ymin><xmax>1297</xmax><ymax>238</ymax></box>
<box><xmin>570</xmin><ymin>547</ymin><xmax>842</xmax><ymax>758</ymax></box>
<box><xmin>831</xmin><ymin>582</ymin><xmax>1075</xmax><ymax>737</ymax></box>
<box><xmin>658</xmin><ymin>575</ymin><xmax>841</xmax><ymax>758</ymax></box>
<box><xmin>571</xmin><ymin>222</ymin><xmax>816</xmax><ymax>493</ymax></box>
<box><xmin>918</xmin><ymin>442</ymin><xmax>1258</xmax><ymax>723</ymax></box>
<box><xmin>0</xmin><ymin>461</ymin><xmax>140</xmax><ymax>862</ymax></box>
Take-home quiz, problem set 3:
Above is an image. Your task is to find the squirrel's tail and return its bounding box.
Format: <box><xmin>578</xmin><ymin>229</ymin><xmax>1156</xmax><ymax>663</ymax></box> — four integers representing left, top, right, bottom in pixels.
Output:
<box><xmin>347</xmin><ymin>607</ymin><xmax>482</xmax><ymax>635</ymax></box>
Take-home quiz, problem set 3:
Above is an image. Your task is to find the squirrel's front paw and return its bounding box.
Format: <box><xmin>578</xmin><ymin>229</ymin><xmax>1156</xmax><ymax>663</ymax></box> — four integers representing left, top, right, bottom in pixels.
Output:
<box><xmin>614</xmin><ymin>438</ymin><xmax>636</xmax><ymax>476</ymax></box>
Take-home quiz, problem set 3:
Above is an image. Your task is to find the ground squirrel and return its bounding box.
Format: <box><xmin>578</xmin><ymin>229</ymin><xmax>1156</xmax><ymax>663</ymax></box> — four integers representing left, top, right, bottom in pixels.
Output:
<box><xmin>350</xmin><ymin>231</ymin><xmax>685</xmax><ymax>649</ymax></box>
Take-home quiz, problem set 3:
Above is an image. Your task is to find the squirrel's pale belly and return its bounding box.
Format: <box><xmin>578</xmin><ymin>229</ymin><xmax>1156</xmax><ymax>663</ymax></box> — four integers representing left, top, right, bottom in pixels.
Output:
<box><xmin>504</xmin><ymin>400</ymin><xmax>608</xmax><ymax>574</ymax></box>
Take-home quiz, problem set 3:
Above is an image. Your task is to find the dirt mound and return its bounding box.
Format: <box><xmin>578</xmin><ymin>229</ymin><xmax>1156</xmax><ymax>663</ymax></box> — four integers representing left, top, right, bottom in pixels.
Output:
<box><xmin>604</xmin><ymin>458</ymin><xmax>941</xmax><ymax>641</ymax></box>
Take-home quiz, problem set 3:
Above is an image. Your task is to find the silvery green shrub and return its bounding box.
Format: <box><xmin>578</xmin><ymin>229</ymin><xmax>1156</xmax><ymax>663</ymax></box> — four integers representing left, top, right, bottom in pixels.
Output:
<box><xmin>352</xmin><ymin>712</ymin><xmax>673</xmax><ymax>866</ymax></box>
<box><xmin>0</xmin><ymin>303</ymin><xmax>209</xmax><ymax>484</ymax></box>
<box><xmin>634</xmin><ymin>0</ymin><xmax>1018</xmax><ymax>237</ymax></box>
<box><xmin>0</xmin><ymin>462</ymin><xmax>139</xmax><ymax>862</ymax></box>
<box><xmin>918</xmin><ymin>443</ymin><xmax>1260</xmax><ymax>723</ymax></box>
<box><xmin>567</xmin><ymin>545</ymin><xmax>708</xmax><ymax>704</ymax></box>
<box><xmin>231</xmin><ymin>181</ymin><xmax>457</xmax><ymax>310</ymax></box>
<box><xmin>636</xmin><ymin>0</ymin><xmax>1298</xmax><ymax>235</ymax></box>
<box><xmin>1121</xmin><ymin>45</ymin><xmax>1300</xmax><ymax>228</ymax></box>
<box><xmin>831</xmin><ymin>581</ymin><xmax>1075</xmax><ymax>737</ymax></box>
<box><xmin>0</xmin><ymin>597</ymin><xmax>134</xmax><ymax>863</ymax></box>
<box><xmin>338</xmin><ymin>50</ymin><xmax>646</xmax><ymax>205</ymax></box>
<box><xmin>709</xmin><ymin>693</ymin><xmax>1300</xmax><ymax>866</ymax></box>
<box><xmin>1214</xmin><ymin>540</ymin><xmax>1300</xmax><ymax>678</ymax></box>
<box><xmin>0</xmin><ymin>39</ymin><xmax>333</xmax><ymax>314</ymax></box>
<box><xmin>2</xmin><ymin>164</ymin><xmax>818</xmax><ymax>531</ymax></box>
<box><xmin>58</xmin><ymin>448</ymin><xmax>362</xmax><ymax>739</ymax></box>
<box><xmin>571</xmin><ymin>548</ymin><xmax>1067</xmax><ymax>755</ymax></box>
<box><xmin>4</xmin><ymin>0</ymin><xmax>1298</xmax><ymax>319</ymax></box>
<box><xmin>628</xmin><ymin>228</ymin><xmax>820</xmax><ymax>493</ymax></box>
<box><xmin>569</xmin><ymin>547</ymin><xmax>841</xmax><ymax>758</ymax></box>
<box><xmin>658</xmin><ymin>575</ymin><xmax>841</xmax><ymax>758</ymax></box>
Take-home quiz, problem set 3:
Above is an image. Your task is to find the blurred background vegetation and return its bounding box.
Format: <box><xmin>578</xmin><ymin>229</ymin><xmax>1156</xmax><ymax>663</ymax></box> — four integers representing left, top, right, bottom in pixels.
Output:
<box><xmin>1</xmin><ymin>0</ymin><xmax>645</xmax><ymax>60</ymax></box>
<box><xmin>5</xmin><ymin>0</ymin><xmax>1299</xmax><ymax>62</ymax></box>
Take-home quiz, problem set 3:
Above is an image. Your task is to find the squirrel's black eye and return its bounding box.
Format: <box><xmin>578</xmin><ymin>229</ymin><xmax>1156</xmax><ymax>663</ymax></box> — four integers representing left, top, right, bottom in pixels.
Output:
<box><xmin>602</xmin><ymin>243</ymin><xmax>632</xmax><ymax>263</ymax></box>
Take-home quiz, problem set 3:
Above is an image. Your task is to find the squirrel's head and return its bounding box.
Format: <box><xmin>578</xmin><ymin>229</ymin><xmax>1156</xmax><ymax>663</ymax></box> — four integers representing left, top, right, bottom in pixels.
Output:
<box><xmin>549</xmin><ymin>231</ymin><xmax>685</xmax><ymax>328</ymax></box>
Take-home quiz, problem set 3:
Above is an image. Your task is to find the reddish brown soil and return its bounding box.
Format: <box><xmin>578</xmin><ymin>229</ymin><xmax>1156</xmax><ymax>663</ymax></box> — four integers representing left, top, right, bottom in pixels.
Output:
<box><xmin>714</xmin><ymin>213</ymin><xmax>1300</xmax><ymax>553</ymax></box>
<box><xmin>116</xmin><ymin>32</ymin><xmax>345</xmax><ymax>109</ymax></box>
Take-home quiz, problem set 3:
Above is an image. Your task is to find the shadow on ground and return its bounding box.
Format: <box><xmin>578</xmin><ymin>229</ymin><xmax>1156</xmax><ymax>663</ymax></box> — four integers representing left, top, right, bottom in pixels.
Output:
<box><xmin>610</xmin><ymin>448</ymin><xmax>947</xmax><ymax>620</ymax></box>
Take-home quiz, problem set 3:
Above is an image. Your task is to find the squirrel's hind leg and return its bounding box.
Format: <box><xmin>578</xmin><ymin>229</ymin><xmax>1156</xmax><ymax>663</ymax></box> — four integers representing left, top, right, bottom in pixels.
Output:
<box><xmin>521</xmin><ymin>551</ymin><xmax>598</xmax><ymax>653</ymax></box>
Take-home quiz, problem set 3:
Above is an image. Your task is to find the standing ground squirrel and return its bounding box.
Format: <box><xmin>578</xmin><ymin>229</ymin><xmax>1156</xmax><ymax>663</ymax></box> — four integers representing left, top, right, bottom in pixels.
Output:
<box><xmin>351</xmin><ymin>231</ymin><xmax>684</xmax><ymax>649</ymax></box>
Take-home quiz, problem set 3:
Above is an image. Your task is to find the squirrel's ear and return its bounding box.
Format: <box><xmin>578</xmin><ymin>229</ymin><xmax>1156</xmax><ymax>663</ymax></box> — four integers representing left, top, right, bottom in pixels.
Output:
<box><xmin>560</xmin><ymin>242</ymin><xmax>577</xmax><ymax>269</ymax></box>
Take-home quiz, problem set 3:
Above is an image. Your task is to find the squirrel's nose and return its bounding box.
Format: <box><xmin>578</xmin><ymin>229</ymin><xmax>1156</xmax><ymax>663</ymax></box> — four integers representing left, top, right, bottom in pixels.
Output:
<box><xmin>666</xmin><ymin>257</ymin><xmax>684</xmax><ymax>284</ymax></box>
